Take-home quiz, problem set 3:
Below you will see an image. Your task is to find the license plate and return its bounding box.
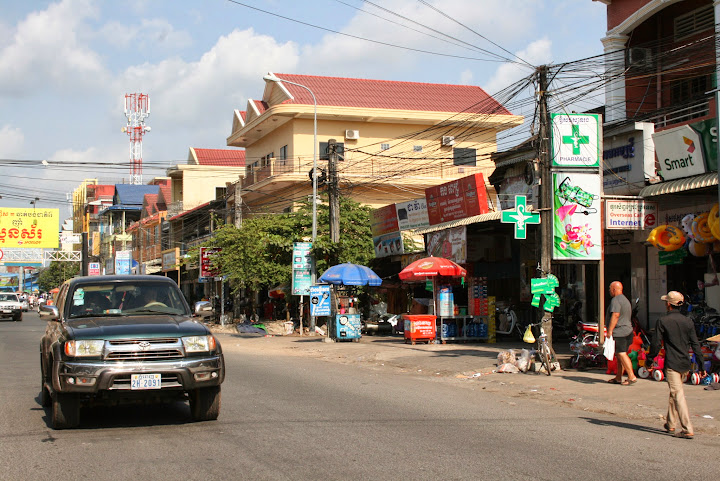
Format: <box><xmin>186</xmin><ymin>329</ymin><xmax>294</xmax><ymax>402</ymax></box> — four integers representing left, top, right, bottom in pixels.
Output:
<box><xmin>131</xmin><ymin>373</ymin><xmax>162</xmax><ymax>390</ymax></box>
<box><xmin>2</xmin><ymin>310</ymin><xmax>11</xmax><ymax>314</ymax></box>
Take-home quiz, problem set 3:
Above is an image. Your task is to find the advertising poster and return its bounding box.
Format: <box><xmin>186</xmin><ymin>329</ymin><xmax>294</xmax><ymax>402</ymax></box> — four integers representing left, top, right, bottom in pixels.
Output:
<box><xmin>553</xmin><ymin>173</ymin><xmax>602</xmax><ymax>260</ymax></box>
<box><xmin>292</xmin><ymin>242</ymin><xmax>313</xmax><ymax>296</ymax></box>
<box><xmin>309</xmin><ymin>284</ymin><xmax>331</xmax><ymax>317</ymax></box>
<box><xmin>0</xmin><ymin>208</ymin><xmax>60</xmax><ymax>248</ymax></box>
<box><xmin>425</xmin><ymin>226</ymin><xmax>467</xmax><ymax>263</ymax></box>
<box><xmin>115</xmin><ymin>250</ymin><xmax>132</xmax><ymax>275</ymax></box>
<box><xmin>395</xmin><ymin>198</ymin><xmax>430</xmax><ymax>231</ymax></box>
<box><xmin>373</xmin><ymin>231</ymin><xmax>404</xmax><ymax>258</ymax></box>
<box><xmin>425</xmin><ymin>174</ymin><xmax>489</xmax><ymax>225</ymax></box>
<box><xmin>370</xmin><ymin>204</ymin><xmax>400</xmax><ymax>237</ymax></box>
<box><xmin>199</xmin><ymin>247</ymin><xmax>222</xmax><ymax>280</ymax></box>
<box><xmin>605</xmin><ymin>200</ymin><xmax>658</xmax><ymax>230</ymax></box>
<box><xmin>550</xmin><ymin>113</ymin><xmax>601</xmax><ymax>168</ymax></box>
<box><xmin>652</xmin><ymin>124</ymin><xmax>707</xmax><ymax>181</ymax></box>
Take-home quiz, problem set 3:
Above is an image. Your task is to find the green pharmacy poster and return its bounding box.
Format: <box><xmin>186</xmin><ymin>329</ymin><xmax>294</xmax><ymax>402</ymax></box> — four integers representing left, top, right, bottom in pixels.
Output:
<box><xmin>553</xmin><ymin>172</ymin><xmax>602</xmax><ymax>260</ymax></box>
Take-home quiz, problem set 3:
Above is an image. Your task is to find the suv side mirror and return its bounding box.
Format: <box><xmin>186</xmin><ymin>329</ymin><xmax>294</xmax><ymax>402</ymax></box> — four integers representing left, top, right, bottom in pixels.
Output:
<box><xmin>39</xmin><ymin>304</ymin><xmax>60</xmax><ymax>321</ymax></box>
<box><xmin>194</xmin><ymin>301</ymin><xmax>214</xmax><ymax>318</ymax></box>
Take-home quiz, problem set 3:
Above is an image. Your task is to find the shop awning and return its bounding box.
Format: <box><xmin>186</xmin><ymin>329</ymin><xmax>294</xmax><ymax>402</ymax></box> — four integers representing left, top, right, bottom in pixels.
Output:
<box><xmin>639</xmin><ymin>172</ymin><xmax>718</xmax><ymax>197</ymax></box>
<box><xmin>413</xmin><ymin>211</ymin><xmax>503</xmax><ymax>235</ymax></box>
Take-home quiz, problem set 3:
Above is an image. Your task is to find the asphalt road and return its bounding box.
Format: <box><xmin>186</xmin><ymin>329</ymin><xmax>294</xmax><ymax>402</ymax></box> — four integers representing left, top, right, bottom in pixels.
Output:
<box><xmin>1</xmin><ymin>312</ymin><xmax>718</xmax><ymax>480</ymax></box>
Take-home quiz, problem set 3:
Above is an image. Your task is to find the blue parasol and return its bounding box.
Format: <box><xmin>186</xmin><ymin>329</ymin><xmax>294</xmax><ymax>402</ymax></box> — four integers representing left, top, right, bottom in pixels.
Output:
<box><xmin>319</xmin><ymin>263</ymin><xmax>382</xmax><ymax>286</ymax></box>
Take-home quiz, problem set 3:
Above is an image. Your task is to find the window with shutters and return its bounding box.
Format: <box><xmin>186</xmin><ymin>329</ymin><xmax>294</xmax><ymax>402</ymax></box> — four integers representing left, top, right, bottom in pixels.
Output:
<box><xmin>674</xmin><ymin>5</ymin><xmax>714</xmax><ymax>41</ymax></box>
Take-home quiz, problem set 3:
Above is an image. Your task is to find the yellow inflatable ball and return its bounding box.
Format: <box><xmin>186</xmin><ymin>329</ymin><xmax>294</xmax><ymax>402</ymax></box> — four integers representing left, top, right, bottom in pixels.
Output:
<box><xmin>688</xmin><ymin>239</ymin><xmax>710</xmax><ymax>257</ymax></box>
<box><xmin>709</xmin><ymin>203</ymin><xmax>720</xmax><ymax>241</ymax></box>
<box><xmin>646</xmin><ymin>225</ymin><xmax>686</xmax><ymax>252</ymax></box>
<box><xmin>691</xmin><ymin>212</ymin><xmax>715</xmax><ymax>243</ymax></box>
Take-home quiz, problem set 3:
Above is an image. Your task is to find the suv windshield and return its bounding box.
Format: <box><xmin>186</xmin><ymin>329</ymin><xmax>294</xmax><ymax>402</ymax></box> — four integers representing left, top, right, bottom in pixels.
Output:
<box><xmin>0</xmin><ymin>294</ymin><xmax>19</xmax><ymax>302</ymax></box>
<box><xmin>67</xmin><ymin>282</ymin><xmax>189</xmax><ymax>318</ymax></box>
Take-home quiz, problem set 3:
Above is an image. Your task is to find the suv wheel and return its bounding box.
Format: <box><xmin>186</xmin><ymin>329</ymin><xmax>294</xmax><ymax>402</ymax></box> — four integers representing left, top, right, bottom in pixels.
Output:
<box><xmin>40</xmin><ymin>356</ymin><xmax>51</xmax><ymax>408</ymax></box>
<box><xmin>14</xmin><ymin>314</ymin><xmax>21</xmax><ymax>322</ymax></box>
<box><xmin>52</xmin><ymin>393</ymin><xmax>80</xmax><ymax>429</ymax></box>
<box><xmin>189</xmin><ymin>386</ymin><xmax>221</xmax><ymax>421</ymax></box>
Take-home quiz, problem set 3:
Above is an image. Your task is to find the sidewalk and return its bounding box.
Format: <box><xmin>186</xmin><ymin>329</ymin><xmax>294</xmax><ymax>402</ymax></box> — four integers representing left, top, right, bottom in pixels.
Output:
<box><xmin>212</xmin><ymin>327</ymin><xmax>720</xmax><ymax>435</ymax></box>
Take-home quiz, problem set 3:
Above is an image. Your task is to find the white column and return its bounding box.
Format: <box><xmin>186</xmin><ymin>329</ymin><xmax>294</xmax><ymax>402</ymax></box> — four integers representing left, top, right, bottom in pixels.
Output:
<box><xmin>602</xmin><ymin>34</ymin><xmax>630</xmax><ymax>123</ymax></box>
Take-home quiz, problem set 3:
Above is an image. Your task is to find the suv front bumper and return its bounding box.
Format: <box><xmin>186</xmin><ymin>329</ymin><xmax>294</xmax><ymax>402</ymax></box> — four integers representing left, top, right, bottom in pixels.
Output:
<box><xmin>53</xmin><ymin>354</ymin><xmax>225</xmax><ymax>394</ymax></box>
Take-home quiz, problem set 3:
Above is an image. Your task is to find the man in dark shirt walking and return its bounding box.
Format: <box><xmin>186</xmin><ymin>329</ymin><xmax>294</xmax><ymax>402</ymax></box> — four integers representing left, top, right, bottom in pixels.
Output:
<box><xmin>647</xmin><ymin>291</ymin><xmax>705</xmax><ymax>439</ymax></box>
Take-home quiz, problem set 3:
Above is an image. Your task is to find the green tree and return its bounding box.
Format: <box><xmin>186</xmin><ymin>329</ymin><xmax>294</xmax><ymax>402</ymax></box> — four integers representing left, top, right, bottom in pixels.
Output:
<box><xmin>37</xmin><ymin>261</ymin><xmax>80</xmax><ymax>292</ymax></box>
<box><xmin>201</xmin><ymin>195</ymin><xmax>375</xmax><ymax>293</ymax></box>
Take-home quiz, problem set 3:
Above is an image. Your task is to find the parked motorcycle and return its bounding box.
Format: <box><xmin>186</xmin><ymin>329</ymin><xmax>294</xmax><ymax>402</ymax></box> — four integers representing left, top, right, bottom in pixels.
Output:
<box><xmin>569</xmin><ymin>320</ymin><xmax>607</xmax><ymax>369</ymax></box>
<box><xmin>495</xmin><ymin>305</ymin><xmax>523</xmax><ymax>339</ymax></box>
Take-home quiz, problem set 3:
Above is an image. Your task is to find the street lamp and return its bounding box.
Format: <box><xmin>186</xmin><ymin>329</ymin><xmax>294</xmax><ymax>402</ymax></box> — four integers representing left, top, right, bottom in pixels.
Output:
<box><xmin>30</xmin><ymin>197</ymin><xmax>39</xmax><ymax>209</ymax></box>
<box><xmin>262</xmin><ymin>73</ymin><xmax>318</xmax><ymax>241</ymax></box>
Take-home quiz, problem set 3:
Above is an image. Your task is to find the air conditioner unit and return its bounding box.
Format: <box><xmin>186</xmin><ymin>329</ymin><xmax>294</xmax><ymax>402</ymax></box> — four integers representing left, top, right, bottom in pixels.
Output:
<box><xmin>628</xmin><ymin>47</ymin><xmax>652</xmax><ymax>67</ymax></box>
<box><xmin>442</xmin><ymin>136</ymin><xmax>455</xmax><ymax>146</ymax></box>
<box><xmin>345</xmin><ymin>130</ymin><xmax>360</xmax><ymax>140</ymax></box>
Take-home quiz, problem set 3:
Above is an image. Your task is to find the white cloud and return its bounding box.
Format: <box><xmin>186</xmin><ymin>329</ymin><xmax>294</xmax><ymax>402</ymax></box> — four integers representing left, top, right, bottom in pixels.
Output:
<box><xmin>482</xmin><ymin>37</ymin><xmax>552</xmax><ymax>96</ymax></box>
<box><xmin>99</xmin><ymin>18</ymin><xmax>193</xmax><ymax>50</ymax></box>
<box><xmin>0</xmin><ymin>0</ymin><xmax>107</xmax><ymax>95</ymax></box>
<box><xmin>0</xmin><ymin>125</ymin><xmax>25</xmax><ymax>157</ymax></box>
<box><xmin>116</xmin><ymin>28</ymin><xmax>299</xmax><ymax>129</ymax></box>
<box><xmin>459</xmin><ymin>69</ymin><xmax>473</xmax><ymax>85</ymax></box>
<box><xmin>298</xmin><ymin>0</ymin><xmax>542</xmax><ymax>79</ymax></box>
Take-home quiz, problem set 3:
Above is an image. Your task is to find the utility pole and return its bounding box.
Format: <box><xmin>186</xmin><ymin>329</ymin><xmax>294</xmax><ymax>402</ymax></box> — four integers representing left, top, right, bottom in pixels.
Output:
<box><xmin>537</xmin><ymin>65</ymin><xmax>555</xmax><ymax>352</ymax></box>
<box><xmin>328</xmin><ymin>139</ymin><xmax>340</xmax><ymax>244</ymax></box>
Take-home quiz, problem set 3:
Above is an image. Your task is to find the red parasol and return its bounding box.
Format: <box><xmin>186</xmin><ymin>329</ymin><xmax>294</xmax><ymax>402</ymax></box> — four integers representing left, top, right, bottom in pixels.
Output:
<box><xmin>398</xmin><ymin>256</ymin><xmax>466</xmax><ymax>281</ymax></box>
<box><xmin>399</xmin><ymin>257</ymin><xmax>466</xmax><ymax>317</ymax></box>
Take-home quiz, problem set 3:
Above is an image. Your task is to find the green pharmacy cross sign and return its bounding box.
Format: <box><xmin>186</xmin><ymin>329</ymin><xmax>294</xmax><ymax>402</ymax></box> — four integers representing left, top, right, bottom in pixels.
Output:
<box><xmin>530</xmin><ymin>274</ymin><xmax>561</xmax><ymax>312</ymax></box>
<box><xmin>501</xmin><ymin>195</ymin><xmax>540</xmax><ymax>239</ymax></box>
<box><xmin>562</xmin><ymin>124</ymin><xmax>589</xmax><ymax>155</ymax></box>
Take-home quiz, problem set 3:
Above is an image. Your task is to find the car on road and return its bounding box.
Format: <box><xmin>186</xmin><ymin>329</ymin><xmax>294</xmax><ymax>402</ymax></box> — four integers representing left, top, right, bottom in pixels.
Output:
<box><xmin>39</xmin><ymin>275</ymin><xmax>223</xmax><ymax>429</ymax></box>
<box><xmin>0</xmin><ymin>293</ymin><xmax>23</xmax><ymax>322</ymax></box>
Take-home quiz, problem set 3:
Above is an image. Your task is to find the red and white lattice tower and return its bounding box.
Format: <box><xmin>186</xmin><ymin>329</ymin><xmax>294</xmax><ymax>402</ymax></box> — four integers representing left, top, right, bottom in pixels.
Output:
<box><xmin>122</xmin><ymin>93</ymin><xmax>151</xmax><ymax>185</ymax></box>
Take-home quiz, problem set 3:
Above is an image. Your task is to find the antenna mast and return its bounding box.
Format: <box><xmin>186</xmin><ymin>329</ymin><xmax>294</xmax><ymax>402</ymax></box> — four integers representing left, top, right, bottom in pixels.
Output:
<box><xmin>122</xmin><ymin>93</ymin><xmax>151</xmax><ymax>185</ymax></box>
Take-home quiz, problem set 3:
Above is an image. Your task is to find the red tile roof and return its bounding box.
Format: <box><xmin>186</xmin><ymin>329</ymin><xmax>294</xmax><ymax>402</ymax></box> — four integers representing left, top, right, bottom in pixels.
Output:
<box><xmin>157</xmin><ymin>185</ymin><xmax>172</xmax><ymax>207</ymax></box>
<box><xmin>253</xmin><ymin>100</ymin><xmax>268</xmax><ymax>114</ymax></box>
<box><xmin>193</xmin><ymin>148</ymin><xmax>246</xmax><ymax>167</ymax></box>
<box><xmin>270</xmin><ymin>73</ymin><xmax>512</xmax><ymax>115</ymax></box>
<box><xmin>142</xmin><ymin>194</ymin><xmax>159</xmax><ymax>217</ymax></box>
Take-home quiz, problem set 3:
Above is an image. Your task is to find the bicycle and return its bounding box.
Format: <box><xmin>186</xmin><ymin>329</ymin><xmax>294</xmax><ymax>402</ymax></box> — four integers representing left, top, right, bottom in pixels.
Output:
<box><xmin>525</xmin><ymin>320</ymin><xmax>553</xmax><ymax>376</ymax></box>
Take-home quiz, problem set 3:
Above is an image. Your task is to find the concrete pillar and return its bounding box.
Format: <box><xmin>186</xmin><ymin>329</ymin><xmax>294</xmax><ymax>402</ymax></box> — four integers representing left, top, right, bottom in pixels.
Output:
<box><xmin>601</xmin><ymin>34</ymin><xmax>629</xmax><ymax>123</ymax></box>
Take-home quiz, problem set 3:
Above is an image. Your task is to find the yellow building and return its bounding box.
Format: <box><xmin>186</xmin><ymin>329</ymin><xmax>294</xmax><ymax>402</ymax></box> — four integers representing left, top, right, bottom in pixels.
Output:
<box><xmin>227</xmin><ymin>73</ymin><xmax>523</xmax><ymax>215</ymax></box>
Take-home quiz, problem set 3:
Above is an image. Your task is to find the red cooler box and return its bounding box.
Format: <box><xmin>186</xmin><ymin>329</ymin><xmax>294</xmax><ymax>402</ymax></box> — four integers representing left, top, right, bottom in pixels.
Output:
<box><xmin>403</xmin><ymin>314</ymin><xmax>437</xmax><ymax>344</ymax></box>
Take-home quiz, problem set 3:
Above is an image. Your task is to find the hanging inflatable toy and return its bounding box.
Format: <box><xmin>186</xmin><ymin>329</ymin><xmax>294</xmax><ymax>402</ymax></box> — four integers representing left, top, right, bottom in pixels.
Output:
<box><xmin>691</xmin><ymin>212</ymin><xmax>714</xmax><ymax>243</ymax></box>
<box><xmin>646</xmin><ymin>225</ymin><xmax>686</xmax><ymax>252</ymax></box>
<box><xmin>708</xmin><ymin>203</ymin><xmax>720</xmax><ymax>241</ymax></box>
<box><xmin>681</xmin><ymin>214</ymin><xmax>696</xmax><ymax>241</ymax></box>
<box><xmin>688</xmin><ymin>239</ymin><xmax>710</xmax><ymax>257</ymax></box>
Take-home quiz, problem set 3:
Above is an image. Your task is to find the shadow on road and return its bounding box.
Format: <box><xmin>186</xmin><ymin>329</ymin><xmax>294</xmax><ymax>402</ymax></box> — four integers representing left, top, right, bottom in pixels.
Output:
<box><xmin>581</xmin><ymin>417</ymin><xmax>667</xmax><ymax>435</ymax></box>
<box><xmin>559</xmin><ymin>375</ymin><xmax>609</xmax><ymax>385</ymax></box>
<box><xmin>38</xmin><ymin>402</ymin><xmax>192</xmax><ymax>430</ymax></box>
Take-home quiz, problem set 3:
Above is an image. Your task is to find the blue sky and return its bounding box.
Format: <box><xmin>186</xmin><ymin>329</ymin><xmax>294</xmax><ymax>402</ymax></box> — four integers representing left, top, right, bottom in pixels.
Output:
<box><xmin>0</xmin><ymin>0</ymin><xmax>608</xmax><ymax>213</ymax></box>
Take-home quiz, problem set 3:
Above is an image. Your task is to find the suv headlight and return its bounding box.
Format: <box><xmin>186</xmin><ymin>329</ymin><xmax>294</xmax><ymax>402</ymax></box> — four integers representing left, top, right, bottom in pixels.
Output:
<box><xmin>182</xmin><ymin>335</ymin><xmax>217</xmax><ymax>353</ymax></box>
<box><xmin>65</xmin><ymin>340</ymin><xmax>104</xmax><ymax>357</ymax></box>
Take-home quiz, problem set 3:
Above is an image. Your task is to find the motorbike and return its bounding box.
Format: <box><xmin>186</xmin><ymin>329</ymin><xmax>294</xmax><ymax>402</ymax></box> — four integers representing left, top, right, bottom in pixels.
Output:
<box><xmin>569</xmin><ymin>320</ymin><xmax>607</xmax><ymax>369</ymax></box>
<box><xmin>495</xmin><ymin>305</ymin><xmax>523</xmax><ymax>339</ymax></box>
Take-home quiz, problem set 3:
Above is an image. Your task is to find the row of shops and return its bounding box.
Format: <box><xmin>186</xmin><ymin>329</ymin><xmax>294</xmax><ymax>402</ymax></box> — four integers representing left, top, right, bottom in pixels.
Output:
<box><xmin>367</xmin><ymin>117</ymin><xmax>720</xmax><ymax>338</ymax></box>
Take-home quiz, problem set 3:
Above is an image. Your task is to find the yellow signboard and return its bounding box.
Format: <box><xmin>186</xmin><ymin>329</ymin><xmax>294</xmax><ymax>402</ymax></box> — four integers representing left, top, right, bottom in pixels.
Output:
<box><xmin>0</xmin><ymin>208</ymin><xmax>59</xmax><ymax>248</ymax></box>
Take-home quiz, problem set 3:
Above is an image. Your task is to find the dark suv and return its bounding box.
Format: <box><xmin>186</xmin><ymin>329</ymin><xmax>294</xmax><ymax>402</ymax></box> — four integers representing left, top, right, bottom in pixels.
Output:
<box><xmin>39</xmin><ymin>275</ymin><xmax>224</xmax><ymax>429</ymax></box>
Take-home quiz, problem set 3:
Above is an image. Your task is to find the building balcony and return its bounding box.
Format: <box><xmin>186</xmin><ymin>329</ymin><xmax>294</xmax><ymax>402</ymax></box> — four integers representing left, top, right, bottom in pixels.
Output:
<box><xmin>647</xmin><ymin>99</ymin><xmax>711</xmax><ymax>129</ymax></box>
<box><xmin>241</xmin><ymin>157</ymin><xmax>485</xmax><ymax>191</ymax></box>
<box><xmin>167</xmin><ymin>201</ymin><xmax>184</xmax><ymax>217</ymax></box>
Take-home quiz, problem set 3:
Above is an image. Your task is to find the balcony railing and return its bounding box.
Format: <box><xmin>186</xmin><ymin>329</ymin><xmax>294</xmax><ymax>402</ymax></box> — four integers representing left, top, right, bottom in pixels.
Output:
<box><xmin>241</xmin><ymin>157</ymin><xmax>485</xmax><ymax>189</ymax></box>
<box><xmin>167</xmin><ymin>201</ymin><xmax>184</xmax><ymax>217</ymax></box>
<box><xmin>648</xmin><ymin>99</ymin><xmax>711</xmax><ymax>128</ymax></box>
